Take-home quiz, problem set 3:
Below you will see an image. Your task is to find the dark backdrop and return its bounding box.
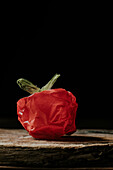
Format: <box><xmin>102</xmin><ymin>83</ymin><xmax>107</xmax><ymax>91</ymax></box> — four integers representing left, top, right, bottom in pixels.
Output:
<box><xmin>0</xmin><ymin>1</ymin><xmax>112</xmax><ymax>129</ymax></box>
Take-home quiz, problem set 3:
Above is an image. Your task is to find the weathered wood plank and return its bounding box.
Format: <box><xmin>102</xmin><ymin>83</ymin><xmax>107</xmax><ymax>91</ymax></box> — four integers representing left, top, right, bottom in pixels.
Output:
<box><xmin>0</xmin><ymin>166</ymin><xmax>113</xmax><ymax>170</ymax></box>
<box><xmin>0</xmin><ymin>129</ymin><xmax>113</xmax><ymax>168</ymax></box>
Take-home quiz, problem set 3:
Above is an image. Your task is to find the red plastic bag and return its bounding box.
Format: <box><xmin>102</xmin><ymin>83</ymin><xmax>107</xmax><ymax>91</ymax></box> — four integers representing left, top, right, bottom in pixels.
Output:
<box><xmin>17</xmin><ymin>88</ymin><xmax>78</xmax><ymax>139</ymax></box>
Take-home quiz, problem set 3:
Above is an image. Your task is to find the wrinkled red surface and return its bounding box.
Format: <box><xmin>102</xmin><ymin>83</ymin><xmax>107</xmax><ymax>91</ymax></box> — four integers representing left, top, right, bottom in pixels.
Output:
<box><xmin>17</xmin><ymin>88</ymin><xmax>78</xmax><ymax>139</ymax></box>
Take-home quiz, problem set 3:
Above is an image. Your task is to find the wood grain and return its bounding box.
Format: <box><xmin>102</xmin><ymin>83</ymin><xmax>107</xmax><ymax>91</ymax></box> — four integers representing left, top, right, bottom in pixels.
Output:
<box><xmin>0</xmin><ymin>129</ymin><xmax>113</xmax><ymax>168</ymax></box>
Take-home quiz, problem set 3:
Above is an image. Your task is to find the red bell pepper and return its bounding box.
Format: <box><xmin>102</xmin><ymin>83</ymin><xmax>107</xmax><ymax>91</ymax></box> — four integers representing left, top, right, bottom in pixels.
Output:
<box><xmin>17</xmin><ymin>74</ymin><xmax>78</xmax><ymax>139</ymax></box>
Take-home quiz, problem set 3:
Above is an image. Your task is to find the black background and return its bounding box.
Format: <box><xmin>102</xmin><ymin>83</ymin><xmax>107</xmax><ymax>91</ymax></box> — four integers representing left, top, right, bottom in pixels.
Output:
<box><xmin>0</xmin><ymin>1</ymin><xmax>112</xmax><ymax>129</ymax></box>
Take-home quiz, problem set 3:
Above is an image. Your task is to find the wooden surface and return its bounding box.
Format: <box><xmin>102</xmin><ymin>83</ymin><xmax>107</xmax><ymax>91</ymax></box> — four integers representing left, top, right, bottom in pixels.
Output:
<box><xmin>0</xmin><ymin>129</ymin><xmax>113</xmax><ymax>168</ymax></box>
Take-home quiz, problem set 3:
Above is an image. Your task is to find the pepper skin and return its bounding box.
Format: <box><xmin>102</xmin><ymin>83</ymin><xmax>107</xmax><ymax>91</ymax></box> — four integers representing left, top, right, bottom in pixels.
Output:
<box><xmin>17</xmin><ymin>88</ymin><xmax>78</xmax><ymax>140</ymax></box>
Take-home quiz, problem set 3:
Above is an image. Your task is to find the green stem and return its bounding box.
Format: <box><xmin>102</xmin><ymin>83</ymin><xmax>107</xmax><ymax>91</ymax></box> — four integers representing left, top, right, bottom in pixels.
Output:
<box><xmin>17</xmin><ymin>78</ymin><xmax>40</xmax><ymax>94</ymax></box>
<box><xmin>17</xmin><ymin>74</ymin><xmax>60</xmax><ymax>94</ymax></box>
<box><xmin>40</xmin><ymin>73</ymin><xmax>60</xmax><ymax>91</ymax></box>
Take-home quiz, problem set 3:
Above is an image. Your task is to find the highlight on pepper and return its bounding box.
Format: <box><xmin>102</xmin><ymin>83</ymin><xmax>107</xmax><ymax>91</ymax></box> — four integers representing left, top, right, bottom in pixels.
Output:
<box><xmin>17</xmin><ymin>74</ymin><xmax>78</xmax><ymax>140</ymax></box>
